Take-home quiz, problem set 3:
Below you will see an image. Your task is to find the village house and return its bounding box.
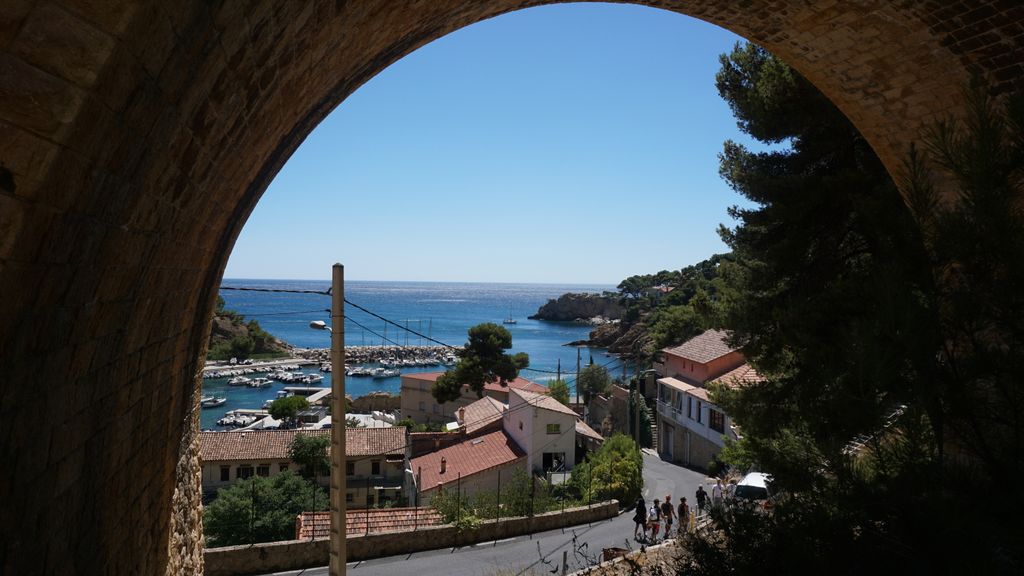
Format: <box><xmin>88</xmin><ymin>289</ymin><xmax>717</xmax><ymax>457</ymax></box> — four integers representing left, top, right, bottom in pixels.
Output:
<box><xmin>407</xmin><ymin>387</ymin><xmax>604</xmax><ymax>505</ymax></box>
<box><xmin>198</xmin><ymin>427</ymin><xmax>413</xmax><ymax>508</ymax></box>
<box><xmin>399</xmin><ymin>371</ymin><xmax>548</xmax><ymax>424</ymax></box>
<box><xmin>653</xmin><ymin>330</ymin><xmax>763</xmax><ymax>468</ymax></box>
<box><xmin>410</xmin><ymin>428</ymin><xmax>526</xmax><ymax>506</ymax></box>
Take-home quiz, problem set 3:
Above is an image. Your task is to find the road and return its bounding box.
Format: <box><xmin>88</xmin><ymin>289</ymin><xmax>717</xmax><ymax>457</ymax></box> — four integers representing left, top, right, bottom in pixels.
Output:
<box><xmin>271</xmin><ymin>452</ymin><xmax>708</xmax><ymax>576</ymax></box>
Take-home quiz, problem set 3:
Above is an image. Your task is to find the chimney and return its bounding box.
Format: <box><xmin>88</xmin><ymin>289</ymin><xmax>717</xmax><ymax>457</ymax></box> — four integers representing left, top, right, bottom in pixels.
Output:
<box><xmin>440</xmin><ymin>457</ymin><xmax>446</xmax><ymax>474</ymax></box>
<box><xmin>457</xmin><ymin>407</ymin><xmax>466</xmax><ymax>422</ymax></box>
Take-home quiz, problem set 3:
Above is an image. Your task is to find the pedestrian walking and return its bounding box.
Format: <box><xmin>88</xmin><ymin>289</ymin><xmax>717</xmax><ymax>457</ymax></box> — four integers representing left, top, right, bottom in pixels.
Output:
<box><xmin>648</xmin><ymin>498</ymin><xmax>662</xmax><ymax>542</ymax></box>
<box><xmin>632</xmin><ymin>496</ymin><xmax>647</xmax><ymax>541</ymax></box>
<box><xmin>678</xmin><ymin>497</ymin><xmax>690</xmax><ymax>535</ymax></box>
<box><xmin>696</xmin><ymin>485</ymin><xmax>708</xmax><ymax>514</ymax></box>
<box><xmin>661</xmin><ymin>495</ymin><xmax>675</xmax><ymax>538</ymax></box>
<box><xmin>712</xmin><ymin>479</ymin><xmax>724</xmax><ymax>509</ymax></box>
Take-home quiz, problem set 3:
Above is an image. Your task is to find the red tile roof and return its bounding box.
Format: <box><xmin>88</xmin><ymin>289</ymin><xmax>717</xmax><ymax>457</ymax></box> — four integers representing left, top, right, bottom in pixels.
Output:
<box><xmin>410</xmin><ymin>429</ymin><xmax>525</xmax><ymax>491</ymax></box>
<box><xmin>575</xmin><ymin>420</ymin><xmax>604</xmax><ymax>442</ymax></box>
<box><xmin>198</xmin><ymin>427</ymin><xmax>406</xmax><ymax>462</ymax></box>
<box><xmin>402</xmin><ymin>371</ymin><xmax>548</xmax><ymax>394</ymax></box>
<box><xmin>662</xmin><ymin>329</ymin><xmax>737</xmax><ymax>364</ymax></box>
<box><xmin>713</xmin><ymin>363</ymin><xmax>765</xmax><ymax>388</ymax></box>
<box><xmin>457</xmin><ymin>396</ymin><xmax>506</xmax><ymax>434</ymax></box>
<box><xmin>658</xmin><ymin>377</ymin><xmax>710</xmax><ymax>401</ymax></box>
<box><xmin>296</xmin><ymin>507</ymin><xmax>444</xmax><ymax>539</ymax></box>
<box><xmin>511</xmin><ymin>388</ymin><xmax>579</xmax><ymax>417</ymax></box>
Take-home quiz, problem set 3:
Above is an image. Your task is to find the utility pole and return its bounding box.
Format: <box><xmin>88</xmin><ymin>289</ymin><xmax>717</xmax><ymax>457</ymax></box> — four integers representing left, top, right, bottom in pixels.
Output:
<box><xmin>576</xmin><ymin>348</ymin><xmax>581</xmax><ymax>405</ymax></box>
<box><xmin>557</xmin><ymin>358</ymin><xmax>561</xmax><ymax>382</ymax></box>
<box><xmin>329</xmin><ymin>264</ymin><xmax>347</xmax><ymax>576</ymax></box>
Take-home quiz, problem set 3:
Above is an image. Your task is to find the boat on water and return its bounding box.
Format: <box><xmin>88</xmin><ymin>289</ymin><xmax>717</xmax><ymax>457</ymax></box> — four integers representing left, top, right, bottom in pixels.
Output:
<box><xmin>201</xmin><ymin>396</ymin><xmax>227</xmax><ymax>408</ymax></box>
<box><xmin>227</xmin><ymin>375</ymin><xmax>251</xmax><ymax>386</ymax></box>
<box><xmin>372</xmin><ymin>367</ymin><xmax>400</xmax><ymax>378</ymax></box>
<box><xmin>503</xmin><ymin>304</ymin><xmax>516</xmax><ymax>324</ymax></box>
<box><xmin>248</xmin><ymin>377</ymin><xmax>271</xmax><ymax>388</ymax></box>
<box><xmin>303</xmin><ymin>373</ymin><xmax>324</xmax><ymax>384</ymax></box>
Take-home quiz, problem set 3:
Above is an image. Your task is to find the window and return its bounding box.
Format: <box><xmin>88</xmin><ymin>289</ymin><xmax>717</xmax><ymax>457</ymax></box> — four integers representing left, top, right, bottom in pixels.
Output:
<box><xmin>709</xmin><ymin>409</ymin><xmax>725</xmax><ymax>433</ymax></box>
<box><xmin>237</xmin><ymin>465</ymin><xmax>253</xmax><ymax>479</ymax></box>
<box><xmin>256</xmin><ymin>464</ymin><xmax>270</xmax><ymax>477</ymax></box>
<box><xmin>371</xmin><ymin>460</ymin><xmax>381</xmax><ymax>475</ymax></box>
<box><xmin>367</xmin><ymin>493</ymin><xmax>375</xmax><ymax>507</ymax></box>
<box><xmin>546</xmin><ymin>423</ymin><xmax>561</xmax><ymax>434</ymax></box>
<box><xmin>697</xmin><ymin>401</ymin><xmax>703</xmax><ymax>424</ymax></box>
<box><xmin>418</xmin><ymin>401</ymin><xmax>426</xmax><ymax>411</ymax></box>
<box><xmin>687</xmin><ymin>397</ymin><xmax>693</xmax><ymax>419</ymax></box>
<box><xmin>432</xmin><ymin>403</ymin><xmax>439</xmax><ymax>414</ymax></box>
<box><xmin>542</xmin><ymin>452</ymin><xmax>566</xmax><ymax>472</ymax></box>
<box><xmin>346</xmin><ymin>461</ymin><xmax>355</xmax><ymax>476</ymax></box>
<box><xmin>220</xmin><ymin>466</ymin><xmax>230</xmax><ymax>482</ymax></box>
<box><xmin>346</xmin><ymin>492</ymin><xmax>354</xmax><ymax>503</ymax></box>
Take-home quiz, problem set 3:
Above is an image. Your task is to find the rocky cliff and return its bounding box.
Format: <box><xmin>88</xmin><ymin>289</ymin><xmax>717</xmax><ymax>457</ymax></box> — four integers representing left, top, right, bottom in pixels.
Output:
<box><xmin>528</xmin><ymin>293</ymin><xmax>624</xmax><ymax>322</ymax></box>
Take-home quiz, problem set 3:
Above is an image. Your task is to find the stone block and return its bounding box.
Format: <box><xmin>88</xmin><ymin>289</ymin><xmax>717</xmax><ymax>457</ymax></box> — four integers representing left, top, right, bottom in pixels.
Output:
<box><xmin>12</xmin><ymin>3</ymin><xmax>116</xmax><ymax>88</ymax></box>
<box><xmin>0</xmin><ymin>53</ymin><xmax>84</xmax><ymax>138</ymax></box>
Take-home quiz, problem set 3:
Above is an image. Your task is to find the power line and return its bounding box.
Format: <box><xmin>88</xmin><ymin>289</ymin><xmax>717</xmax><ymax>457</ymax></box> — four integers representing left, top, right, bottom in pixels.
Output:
<box><xmin>343</xmin><ymin>298</ymin><xmax>458</xmax><ymax>350</ymax></box>
<box><xmin>343</xmin><ymin>315</ymin><xmax>407</xmax><ymax>349</ymax></box>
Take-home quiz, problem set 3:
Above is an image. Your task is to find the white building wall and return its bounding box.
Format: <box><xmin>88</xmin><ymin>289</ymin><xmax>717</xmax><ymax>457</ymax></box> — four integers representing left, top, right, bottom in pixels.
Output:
<box><xmin>505</xmin><ymin>394</ymin><xmax>534</xmax><ymax>470</ymax></box>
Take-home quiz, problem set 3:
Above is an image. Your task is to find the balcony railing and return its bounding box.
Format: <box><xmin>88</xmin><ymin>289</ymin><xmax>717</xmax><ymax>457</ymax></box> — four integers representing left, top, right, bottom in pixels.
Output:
<box><xmin>657</xmin><ymin>399</ymin><xmax>686</xmax><ymax>426</ymax></box>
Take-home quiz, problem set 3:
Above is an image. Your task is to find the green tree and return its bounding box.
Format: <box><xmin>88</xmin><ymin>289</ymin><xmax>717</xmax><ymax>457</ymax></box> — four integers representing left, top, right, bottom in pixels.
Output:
<box><xmin>269</xmin><ymin>395</ymin><xmax>309</xmax><ymax>428</ymax></box>
<box><xmin>569</xmin><ymin>434</ymin><xmax>642</xmax><ymax>506</ymax></box>
<box><xmin>432</xmin><ymin>323</ymin><xmax>529</xmax><ymax>403</ymax></box>
<box><xmin>681</xmin><ymin>43</ymin><xmax>1024</xmax><ymax>575</ymax></box>
<box><xmin>576</xmin><ymin>364</ymin><xmax>611</xmax><ymax>404</ymax></box>
<box><xmin>203</xmin><ymin>471</ymin><xmax>328</xmax><ymax>547</ymax></box>
<box><xmin>547</xmin><ymin>379</ymin><xmax>570</xmax><ymax>406</ymax></box>
<box><xmin>288</xmin><ymin>433</ymin><xmax>329</xmax><ymax>479</ymax></box>
<box><xmin>625</xmin><ymin>390</ymin><xmax>653</xmax><ymax>449</ymax></box>
<box><xmin>647</xmin><ymin>304</ymin><xmax>703</xmax><ymax>350</ymax></box>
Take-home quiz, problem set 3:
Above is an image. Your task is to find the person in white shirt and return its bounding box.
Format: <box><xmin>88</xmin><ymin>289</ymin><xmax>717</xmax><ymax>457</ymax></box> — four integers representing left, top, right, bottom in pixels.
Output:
<box><xmin>712</xmin><ymin>479</ymin><xmax>724</xmax><ymax>509</ymax></box>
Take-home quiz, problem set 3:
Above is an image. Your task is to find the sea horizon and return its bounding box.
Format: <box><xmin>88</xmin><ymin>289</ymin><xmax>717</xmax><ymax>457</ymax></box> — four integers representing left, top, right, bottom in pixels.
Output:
<box><xmin>222</xmin><ymin>277</ymin><xmax>617</xmax><ymax>289</ymax></box>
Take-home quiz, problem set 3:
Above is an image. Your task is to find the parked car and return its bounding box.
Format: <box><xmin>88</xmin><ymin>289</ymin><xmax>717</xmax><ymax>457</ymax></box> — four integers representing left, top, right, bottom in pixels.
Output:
<box><xmin>734</xmin><ymin>472</ymin><xmax>772</xmax><ymax>502</ymax></box>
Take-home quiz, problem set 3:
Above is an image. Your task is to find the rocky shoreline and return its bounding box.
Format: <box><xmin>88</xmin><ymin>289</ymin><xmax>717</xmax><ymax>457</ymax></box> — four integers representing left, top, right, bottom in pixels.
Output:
<box><xmin>530</xmin><ymin>292</ymin><xmax>648</xmax><ymax>356</ymax></box>
<box><xmin>528</xmin><ymin>292</ymin><xmax>624</xmax><ymax>322</ymax></box>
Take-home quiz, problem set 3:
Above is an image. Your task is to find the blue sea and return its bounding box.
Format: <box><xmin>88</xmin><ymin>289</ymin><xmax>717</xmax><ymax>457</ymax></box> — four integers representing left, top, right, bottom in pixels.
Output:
<box><xmin>201</xmin><ymin>280</ymin><xmax>623</xmax><ymax>429</ymax></box>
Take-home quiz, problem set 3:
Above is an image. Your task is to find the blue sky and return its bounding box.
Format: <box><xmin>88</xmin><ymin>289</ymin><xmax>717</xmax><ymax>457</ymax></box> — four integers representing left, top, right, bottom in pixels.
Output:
<box><xmin>225</xmin><ymin>3</ymin><xmax>762</xmax><ymax>284</ymax></box>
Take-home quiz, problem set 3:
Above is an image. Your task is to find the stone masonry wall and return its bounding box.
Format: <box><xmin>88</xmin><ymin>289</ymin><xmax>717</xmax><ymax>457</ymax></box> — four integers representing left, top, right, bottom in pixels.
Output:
<box><xmin>0</xmin><ymin>1</ymin><xmax>1021</xmax><ymax>574</ymax></box>
<box><xmin>203</xmin><ymin>500</ymin><xmax>620</xmax><ymax>576</ymax></box>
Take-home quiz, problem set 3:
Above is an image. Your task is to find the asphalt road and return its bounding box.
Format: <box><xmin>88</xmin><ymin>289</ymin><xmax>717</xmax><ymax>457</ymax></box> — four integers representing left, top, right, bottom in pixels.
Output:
<box><xmin>271</xmin><ymin>452</ymin><xmax>708</xmax><ymax>576</ymax></box>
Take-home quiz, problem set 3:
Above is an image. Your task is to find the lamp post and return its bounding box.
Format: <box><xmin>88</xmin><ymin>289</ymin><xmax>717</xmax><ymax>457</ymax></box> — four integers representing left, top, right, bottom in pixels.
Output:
<box><xmin>310</xmin><ymin>264</ymin><xmax>346</xmax><ymax>576</ymax></box>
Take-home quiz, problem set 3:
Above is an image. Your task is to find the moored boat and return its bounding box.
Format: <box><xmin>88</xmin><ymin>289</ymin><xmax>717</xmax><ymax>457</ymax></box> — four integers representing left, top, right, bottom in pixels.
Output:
<box><xmin>201</xmin><ymin>396</ymin><xmax>227</xmax><ymax>408</ymax></box>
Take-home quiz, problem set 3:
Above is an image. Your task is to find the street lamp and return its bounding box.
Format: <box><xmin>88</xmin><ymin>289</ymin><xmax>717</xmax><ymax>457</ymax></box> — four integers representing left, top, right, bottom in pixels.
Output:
<box><xmin>308</xmin><ymin>266</ymin><xmax>346</xmax><ymax>576</ymax></box>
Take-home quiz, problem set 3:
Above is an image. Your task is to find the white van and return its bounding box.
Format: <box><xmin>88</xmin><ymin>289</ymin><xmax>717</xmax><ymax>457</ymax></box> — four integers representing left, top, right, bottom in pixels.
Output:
<box><xmin>734</xmin><ymin>472</ymin><xmax>772</xmax><ymax>501</ymax></box>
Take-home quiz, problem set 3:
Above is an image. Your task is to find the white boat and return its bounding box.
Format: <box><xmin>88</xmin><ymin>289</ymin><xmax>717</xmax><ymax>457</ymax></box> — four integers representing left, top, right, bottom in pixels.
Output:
<box><xmin>372</xmin><ymin>368</ymin><xmax>400</xmax><ymax>378</ymax></box>
<box><xmin>502</xmin><ymin>304</ymin><xmax>516</xmax><ymax>324</ymax></box>
<box><xmin>200</xmin><ymin>396</ymin><xmax>227</xmax><ymax>408</ymax></box>
<box><xmin>227</xmin><ymin>375</ymin><xmax>251</xmax><ymax>386</ymax></box>
<box><xmin>248</xmin><ymin>377</ymin><xmax>271</xmax><ymax>388</ymax></box>
<box><xmin>303</xmin><ymin>373</ymin><xmax>324</xmax><ymax>384</ymax></box>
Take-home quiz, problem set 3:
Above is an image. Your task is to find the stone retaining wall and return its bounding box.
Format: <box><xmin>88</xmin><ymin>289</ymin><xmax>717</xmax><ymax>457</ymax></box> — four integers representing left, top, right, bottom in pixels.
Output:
<box><xmin>204</xmin><ymin>500</ymin><xmax>619</xmax><ymax>576</ymax></box>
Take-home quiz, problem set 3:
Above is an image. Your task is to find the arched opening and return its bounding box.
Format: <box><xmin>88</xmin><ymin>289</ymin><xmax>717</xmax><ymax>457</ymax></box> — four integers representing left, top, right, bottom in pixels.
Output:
<box><xmin>0</xmin><ymin>1</ymin><xmax>1020</xmax><ymax>574</ymax></box>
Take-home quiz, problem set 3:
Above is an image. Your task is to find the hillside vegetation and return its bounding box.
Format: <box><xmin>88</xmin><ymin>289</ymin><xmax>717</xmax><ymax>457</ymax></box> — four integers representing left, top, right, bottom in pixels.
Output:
<box><xmin>208</xmin><ymin>296</ymin><xmax>290</xmax><ymax>360</ymax></box>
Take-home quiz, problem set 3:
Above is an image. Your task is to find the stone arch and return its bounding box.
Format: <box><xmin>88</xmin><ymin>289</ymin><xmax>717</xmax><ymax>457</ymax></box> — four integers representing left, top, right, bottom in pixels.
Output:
<box><xmin>0</xmin><ymin>1</ymin><xmax>1021</xmax><ymax>573</ymax></box>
